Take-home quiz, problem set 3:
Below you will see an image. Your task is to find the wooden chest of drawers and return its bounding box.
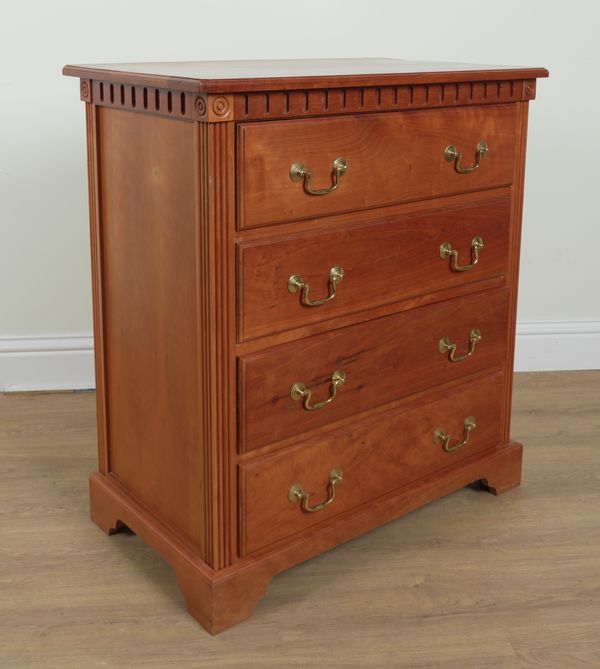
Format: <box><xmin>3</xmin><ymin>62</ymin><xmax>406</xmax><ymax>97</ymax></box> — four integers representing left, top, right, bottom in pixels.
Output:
<box><xmin>64</xmin><ymin>58</ymin><xmax>548</xmax><ymax>634</ymax></box>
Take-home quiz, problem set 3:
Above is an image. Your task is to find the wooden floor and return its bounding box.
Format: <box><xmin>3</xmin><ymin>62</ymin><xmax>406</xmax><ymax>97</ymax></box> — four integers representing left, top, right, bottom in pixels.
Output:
<box><xmin>1</xmin><ymin>371</ymin><xmax>599</xmax><ymax>668</ymax></box>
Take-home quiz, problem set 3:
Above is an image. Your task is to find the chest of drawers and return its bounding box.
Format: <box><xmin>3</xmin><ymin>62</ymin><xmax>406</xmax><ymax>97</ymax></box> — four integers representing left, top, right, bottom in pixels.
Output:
<box><xmin>64</xmin><ymin>58</ymin><xmax>548</xmax><ymax>634</ymax></box>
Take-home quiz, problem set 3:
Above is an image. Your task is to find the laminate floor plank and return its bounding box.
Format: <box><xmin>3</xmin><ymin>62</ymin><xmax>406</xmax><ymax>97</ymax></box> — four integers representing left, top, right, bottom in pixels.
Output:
<box><xmin>0</xmin><ymin>372</ymin><xmax>598</xmax><ymax>668</ymax></box>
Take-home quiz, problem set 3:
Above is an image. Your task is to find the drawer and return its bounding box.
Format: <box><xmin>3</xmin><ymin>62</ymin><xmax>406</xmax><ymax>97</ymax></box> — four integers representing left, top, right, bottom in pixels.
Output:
<box><xmin>239</xmin><ymin>288</ymin><xmax>509</xmax><ymax>452</ymax></box>
<box><xmin>239</xmin><ymin>371</ymin><xmax>504</xmax><ymax>555</ymax></box>
<box><xmin>237</xmin><ymin>105</ymin><xmax>518</xmax><ymax>229</ymax></box>
<box><xmin>238</xmin><ymin>195</ymin><xmax>510</xmax><ymax>341</ymax></box>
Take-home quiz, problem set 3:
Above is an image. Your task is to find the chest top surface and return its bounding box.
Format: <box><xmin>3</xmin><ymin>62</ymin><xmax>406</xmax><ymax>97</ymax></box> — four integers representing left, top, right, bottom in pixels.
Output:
<box><xmin>63</xmin><ymin>57</ymin><xmax>548</xmax><ymax>93</ymax></box>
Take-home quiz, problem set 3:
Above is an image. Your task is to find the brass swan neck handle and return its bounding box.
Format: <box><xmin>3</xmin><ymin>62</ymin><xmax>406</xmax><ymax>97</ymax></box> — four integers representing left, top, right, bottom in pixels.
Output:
<box><xmin>444</xmin><ymin>141</ymin><xmax>488</xmax><ymax>174</ymax></box>
<box><xmin>440</xmin><ymin>237</ymin><xmax>484</xmax><ymax>272</ymax></box>
<box><xmin>288</xmin><ymin>469</ymin><xmax>344</xmax><ymax>513</ymax></box>
<box><xmin>439</xmin><ymin>329</ymin><xmax>482</xmax><ymax>363</ymax></box>
<box><xmin>288</xmin><ymin>266</ymin><xmax>344</xmax><ymax>307</ymax></box>
<box><xmin>290</xmin><ymin>370</ymin><xmax>346</xmax><ymax>411</ymax></box>
<box><xmin>434</xmin><ymin>416</ymin><xmax>477</xmax><ymax>453</ymax></box>
<box><xmin>290</xmin><ymin>157</ymin><xmax>348</xmax><ymax>196</ymax></box>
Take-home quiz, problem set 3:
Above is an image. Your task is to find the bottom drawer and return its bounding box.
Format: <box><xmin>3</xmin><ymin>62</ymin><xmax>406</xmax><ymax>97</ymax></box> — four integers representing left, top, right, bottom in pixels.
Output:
<box><xmin>239</xmin><ymin>371</ymin><xmax>504</xmax><ymax>555</ymax></box>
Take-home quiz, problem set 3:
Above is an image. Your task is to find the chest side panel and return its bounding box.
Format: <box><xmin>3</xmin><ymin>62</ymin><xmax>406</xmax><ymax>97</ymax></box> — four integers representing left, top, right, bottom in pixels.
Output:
<box><xmin>97</xmin><ymin>107</ymin><xmax>209</xmax><ymax>556</ymax></box>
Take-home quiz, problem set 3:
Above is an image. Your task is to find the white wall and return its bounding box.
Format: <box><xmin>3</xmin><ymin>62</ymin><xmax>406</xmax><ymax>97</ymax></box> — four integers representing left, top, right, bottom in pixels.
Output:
<box><xmin>1</xmin><ymin>0</ymin><xmax>599</xmax><ymax>390</ymax></box>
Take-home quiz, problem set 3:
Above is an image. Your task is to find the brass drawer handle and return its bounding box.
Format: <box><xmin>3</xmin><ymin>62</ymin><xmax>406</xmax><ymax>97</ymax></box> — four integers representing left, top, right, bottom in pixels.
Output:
<box><xmin>290</xmin><ymin>370</ymin><xmax>346</xmax><ymax>411</ymax></box>
<box><xmin>440</xmin><ymin>236</ymin><xmax>484</xmax><ymax>272</ymax></box>
<box><xmin>290</xmin><ymin>157</ymin><xmax>348</xmax><ymax>196</ymax></box>
<box><xmin>444</xmin><ymin>141</ymin><xmax>488</xmax><ymax>174</ymax></box>
<box><xmin>288</xmin><ymin>266</ymin><xmax>344</xmax><ymax>306</ymax></box>
<box><xmin>434</xmin><ymin>416</ymin><xmax>477</xmax><ymax>453</ymax></box>
<box><xmin>288</xmin><ymin>468</ymin><xmax>343</xmax><ymax>513</ymax></box>
<box><xmin>439</xmin><ymin>328</ymin><xmax>482</xmax><ymax>363</ymax></box>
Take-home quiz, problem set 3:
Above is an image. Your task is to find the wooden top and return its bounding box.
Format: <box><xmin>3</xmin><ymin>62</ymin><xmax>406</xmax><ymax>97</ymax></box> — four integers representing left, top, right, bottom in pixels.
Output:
<box><xmin>63</xmin><ymin>57</ymin><xmax>548</xmax><ymax>93</ymax></box>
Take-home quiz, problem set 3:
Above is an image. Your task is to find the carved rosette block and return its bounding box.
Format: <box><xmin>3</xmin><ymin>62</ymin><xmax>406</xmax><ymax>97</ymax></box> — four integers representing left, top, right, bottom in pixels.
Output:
<box><xmin>80</xmin><ymin>79</ymin><xmax>92</xmax><ymax>102</ymax></box>
<box><xmin>193</xmin><ymin>95</ymin><xmax>208</xmax><ymax>121</ymax></box>
<box><xmin>207</xmin><ymin>95</ymin><xmax>233</xmax><ymax>122</ymax></box>
<box><xmin>193</xmin><ymin>94</ymin><xmax>234</xmax><ymax>122</ymax></box>
<box><xmin>523</xmin><ymin>80</ymin><xmax>536</xmax><ymax>100</ymax></box>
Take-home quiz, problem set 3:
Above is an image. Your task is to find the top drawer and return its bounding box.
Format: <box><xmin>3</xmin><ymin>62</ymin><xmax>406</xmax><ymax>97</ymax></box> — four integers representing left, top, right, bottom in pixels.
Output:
<box><xmin>237</xmin><ymin>104</ymin><xmax>518</xmax><ymax>229</ymax></box>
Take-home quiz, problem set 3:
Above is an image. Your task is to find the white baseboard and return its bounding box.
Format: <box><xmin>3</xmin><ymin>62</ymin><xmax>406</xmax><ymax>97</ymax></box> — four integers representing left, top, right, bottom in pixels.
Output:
<box><xmin>1</xmin><ymin>322</ymin><xmax>599</xmax><ymax>391</ymax></box>
<box><xmin>0</xmin><ymin>335</ymin><xmax>94</xmax><ymax>392</ymax></box>
<box><xmin>514</xmin><ymin>320</ymin><xmax>600</xmax><ymax>372</ymax></box>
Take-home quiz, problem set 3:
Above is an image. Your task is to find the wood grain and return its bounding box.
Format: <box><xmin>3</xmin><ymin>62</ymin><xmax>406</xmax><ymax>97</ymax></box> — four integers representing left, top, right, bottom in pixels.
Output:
<box><xmin>239</xmin><ymin>288</ymin><xmax>509</xmax><ymax>451</ymax></box>
<box><xmin>1</xmin><ymin>371</ymin><xmax>598</xmax><ymax>667</ymax></box>
<box><xmin>238</xmin><ymin>105</ymin><xmax>518</xmax><ymax>228</ymax></box>
<box><xmin>197</xmin><ymin>120</ymin><xmax>238</xmax><ymax>569</ymax></box>
<box><xmin>501</xmin><ymin>101</ymin><xmax>529</xmax><ymax>442</ymax></box>
<box><xmin>97</xmin><ymin>108</ymin><xmax>208</xmax><ymax>555</ymax></box>
<box><xmin>64</xmin><ymin>61</ymin><xmax>547</xmax><ymax>636</ymax></box>
<box><xmin>62</xmin><ymin>57</ymin><xmax>548</xmax><ymax>93</ymax></box>
<box><xmin>84</xmin><ymin>103</ymin><xmax>109</xmax><ymax>474</ymax></box>
<box><xmin>238</xmin><ymin>194</ymin><xmax>511</xmax><ymax>341</ymax></box>
<box><xmin>91</xmin><ymin>107</ymin><xmax>237</xmax><ymax>569</ymax></box>
<box><xmin>233</xmin><ymin>79</ymin><xmax>537</xmax><ymax>121</ymax></box>
<box><xmin>240</xmin><ymin>371</ymin><xmax>505</xmax><ymax>555</ymax></box>
<box><xmin>75</xmin><ymin>77</ymin><xmax>541</xmax><ymax>123</ymax></box>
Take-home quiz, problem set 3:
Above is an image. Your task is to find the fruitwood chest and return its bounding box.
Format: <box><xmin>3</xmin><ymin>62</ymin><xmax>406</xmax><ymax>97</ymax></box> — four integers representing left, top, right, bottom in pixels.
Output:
<box><xmin>63</xmin><ymin>58</ymin><xmax>548</xmax><ymax>634</ymax></box>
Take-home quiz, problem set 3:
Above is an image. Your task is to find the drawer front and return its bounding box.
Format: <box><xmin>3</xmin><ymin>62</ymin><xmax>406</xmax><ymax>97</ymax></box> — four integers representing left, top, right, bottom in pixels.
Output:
<box><xmin>239</xmin><ymin>288</ymin><xmax>509</xmax><ymax>452</ymax></box>
<box><xmin>238</xmin><ymin>105</ymin><xmax>518</xmax><ymax>229</ymax></box>
<box><xmin>240</xmin><ymin>371</ymin><xmax>504</xmax><ymax>555</ymax></box>
<box><xmin>238</xmin><ymin>195</ymin><xmax>510</xmax><ymax>341</ymax></box>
